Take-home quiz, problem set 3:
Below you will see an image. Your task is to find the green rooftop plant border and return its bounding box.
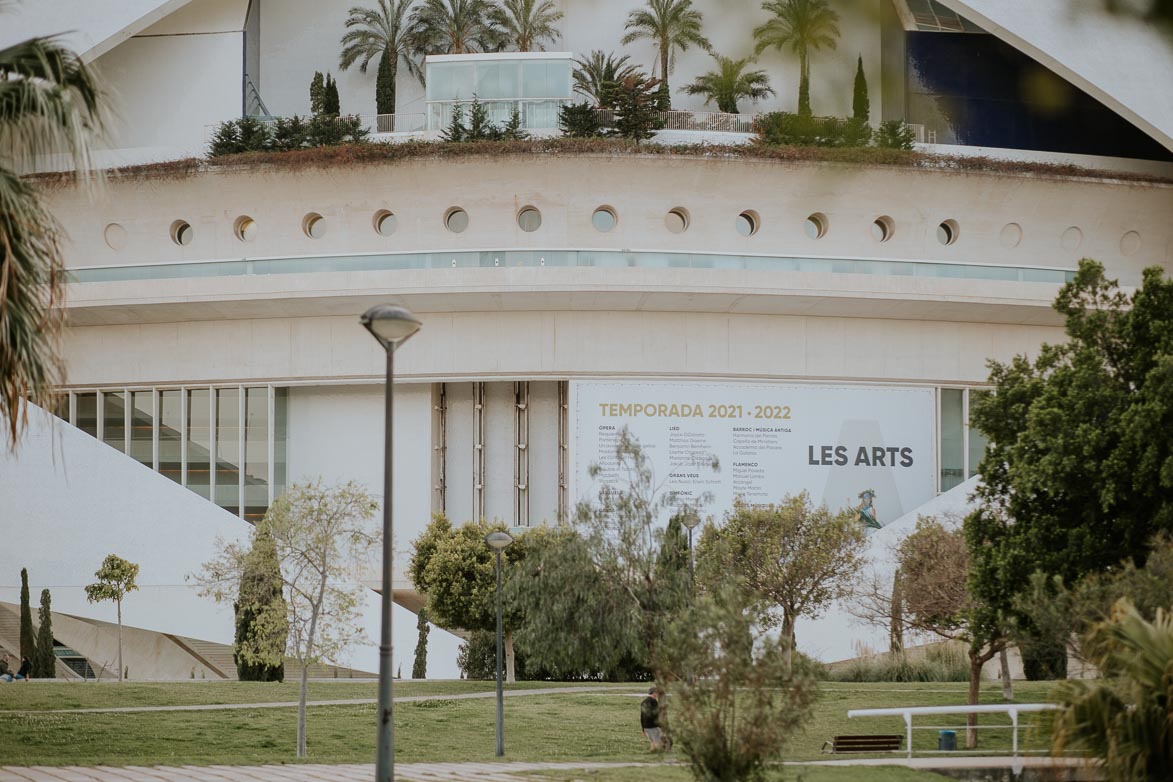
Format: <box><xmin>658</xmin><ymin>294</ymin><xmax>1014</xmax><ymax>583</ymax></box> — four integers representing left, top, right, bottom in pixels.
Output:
<box><xmin>31</xmin><ymin>137</ymin><xmax>1173</xmax><ymax>187</ymax></box>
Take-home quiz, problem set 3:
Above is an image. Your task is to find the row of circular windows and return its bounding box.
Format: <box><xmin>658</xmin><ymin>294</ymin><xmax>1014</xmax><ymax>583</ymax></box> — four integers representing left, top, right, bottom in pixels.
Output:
<box><xmin>112</xmin><ymin>209</ymin><xmax>1141</xmax><ymax>257</ymax></box>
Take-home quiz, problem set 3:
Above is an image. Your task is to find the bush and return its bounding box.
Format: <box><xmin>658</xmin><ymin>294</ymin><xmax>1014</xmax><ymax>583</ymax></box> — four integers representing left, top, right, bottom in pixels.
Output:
<box><xmin>209</xmin><ymin>118</ymin><xmax>273</xmax><ymax>157</ymax></box>
<box><xmin>609</xmin><ymin>74</ymin><xmax>664</xmax><ymax>143</ymax></box>
<box><xmin>659</xmin><ymin>586</ymin><xmax>817</xmax><ymax>782</ymax></box>
<box><xmin>754</xmin><ymin>111</ymin><xmax>847</xmax><ymax>147</ymax></box>
<box><xmin>877</xmin><ymin>120</ymin><xmax>916</xmax><ymax>150</ymax></box>
<box><xmin>457</xmin><ymin>629</ymin><xmax>649</xmax><ymax>682</ymax></box>
<box><xmin>843</xmin><ymin>116</ymin><xmax>873</xmax><ymax>147</ymax></box>
<box><xmin>828</xmin><ymin>644</ymin><xmax>969</xmax><ymax>683</ymax></box>
<box><xmin>559</xmin><ymin>103</ymin><xmax>603</xmax><ymax>138</ymax></box>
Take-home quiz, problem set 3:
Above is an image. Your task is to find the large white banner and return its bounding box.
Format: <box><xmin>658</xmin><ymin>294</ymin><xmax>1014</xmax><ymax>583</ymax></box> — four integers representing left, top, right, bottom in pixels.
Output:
<box><xmin>572</xmin><ymin>381</ymin><xmax>937</xmax><ymax>527</ymax></box>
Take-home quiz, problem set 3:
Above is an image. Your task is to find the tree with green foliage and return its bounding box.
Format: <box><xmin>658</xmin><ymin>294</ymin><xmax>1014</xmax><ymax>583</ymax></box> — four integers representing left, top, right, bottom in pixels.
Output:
<box><xmin>698</xmin><ymin>494</ymin><xmax>865</xmax><ymax>678</ymax></box>
<box><xmin>505</xmin><ymin>526</ymin><xmax>650</xmax><ymax>680</ymax></box>
<box><xmin>683</xmin><ymin>54</ymin><xmax>774</xmax><ymax>114</ymax></box>
<box><xmin>753</xmin><ymin>0</ymin><xmax>840</xmax><ymax>117</ymax></box>
<box><xmin>233</xmin><ymin>524</ymin><xmax>288</xmax><ymax>683</ymax></box>
<box><xmin>621</xmin><ymin>0</ymin><xmax>711</xmax><ymax>110</ymax></box>
<box><xmin>610</xmin><ymin>74</ymin><xmax>665</xmax><ymax>143</ymax></box>
<box><xmin>199</xmin><ymin>480</ymin><xmax>378</xmax><ymax>758</ymax></box>
<box><xmin>500</xmin><ymin>106</ymin><xmax>528</xmax><ymax>140</ymax></box>
<box><xmin>410</xmin><ymin>516</ymin><xmax>528</xmax><ymax>681</ymax></box>
<box><xmin>1050</xmin><ymin>601</ymin><xmax>1173</xmax><ymax>780</ymax></box>
<box><xmin>412</xmin><ymin>608</ymin><xmax>429</xmax><ymax>679</ymax></box>
<box><xmin>410</xmin><ymin>0</ymin><xmax>500</xmax><ymax>55</ymax></box>
<box><xmin>19</xmin><ymin>569</ymin><xmax>33</xmax><ymax>661</ymax></box>
<box><xmin>658</xmin><ymin>583</ymin><xmax>818</xmax><ymax>782</ymax></box>
<box><xmin>889</xmin><ymin>569</ymin><xmax>904</xmax><ymax>654</ymax></box>
<box><xmin>323</xmin><ymin>73</ymin><xmax>341</xmax><ymax>115</ymax></box>
<box><xmin>309</xmin><ymin>71</ymin><xmax>326</xmax><ymax>114</ymax></box>
<box><xmin>558</xmin><ymin>102</ymin><xmax>603</xmax><ymax>137</ymax></box>
<box><xmin>573</xmin><ymin>427</ymin><xmax>717</xmax><ymax>675</ymax></box>
<box><xmin>1</xmin><ymin>29</ymin><xmax>105</xmax><ymax>449</ymax></box>
<box><xmin>966</xmin><ymin>259</ymin><xmax>1173</xmax><ymax>679</ymax></box>
<box><xmin>876</xmin><ymin>119</ymin><xmax>914</xmax><ymax>149</ymax></box>
<box><xmin>33</xmin><ymin>589</ymin><xmax>55</xmax><ymax>678</ymax></box>
<box><xmin>339</xmin><ymin>0</ymin><xmax>422</xmax><ymax>117</ymax></box>
<box><xmin>441</xmin><ymin>103</ymin><xmax>468</xmax><ymax>142</ymax></box>
<box><xmin>897</xmin><ymin>517</ymin><xmax>1007</xmax><ymax>748</ymax></box>
<box><xmin>85</xmin><ymin>555</ymin><xmax>140</xmax><ymax>683</ymax></box>
<box><xmin>572</xmin><ymin>50</ymin><xmax>638</xmax><ymax>109</ymax></box>
<box><xmin>490</xmin><ymin>0</ymin><xmax>563</xmax><ymax>52</ymax></box>
<box><xmin>852</xmin><ymin>54</ymin><xmax>869</xmax><ymax>121</ymax></box>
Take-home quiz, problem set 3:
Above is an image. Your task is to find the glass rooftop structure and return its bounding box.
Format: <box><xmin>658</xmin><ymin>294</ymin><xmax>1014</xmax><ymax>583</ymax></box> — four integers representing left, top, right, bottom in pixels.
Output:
<box><xmin>424</xmin><ymin>52</ymin><xmax>574</xmax><ymax>130</ymax></box>
<box><xmin>899</xmin><ymin>0</ymin><xmax>985</xmax><ymax>33</ymax></box>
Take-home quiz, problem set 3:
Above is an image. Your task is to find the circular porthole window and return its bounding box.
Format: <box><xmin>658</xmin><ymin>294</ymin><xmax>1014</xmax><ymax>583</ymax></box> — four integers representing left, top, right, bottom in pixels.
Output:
<box><xmin>937</xmin><ymin>219</ymin><xmax>959</xmax><ymax>246</ymax></box>
<box><xmin>804</xmin><ymin>213</ymin><xmax>828</xmax><ymax>240</ymax></box>
<box><xmin>999</xmin><ymin>222</ymin><xmax>1023</xmax><ymax>249</ymax></box>
<box><xmin>373</xmin><ymin>210</ymin><xmax>397</xmax><ymax>237</ymax></box>
<box><xmin>445</xmin><ymin>207</ymin><xmax>469</xmax><ymax>234</ymax></box>
<box><xmin>871</xmin><ymin>215</ymin><xmax>894</xmax><ymax>243</ymax></box>
<box><xmin>170</xmin><ymin>220</ymin><xmax>193</xmax><ymax>246</ymax></box>
<box><xmin>517</xmin><ymin>206</ymin><xmax>542</xmax><ymax>232</ymax></box>
<box><xmin>592</xmin><ymin>206</ymin><xmax>617</xmax><ymax>233</ymax></box>
<box><xmin>233</xmin><ymin>215</ymin><xmax>257</xmax><ymax>242</ymax></box>
<box><xmin>103</xmin><ymin>223</ymin><xmax>128</xmax><ymax>251</ymax></box>
<box><xmin>1120</xmin><ymin>230</ymin><xmax>1142</xmax><ymax>256</ymax></box>
<box><xmin>1061</xmin><ymin>226</ymin><xmax>1083</xmax><ymax>252</ymax></box>
<box><xmin>302</xmin><ymin>212</ymin><xmax>326</xmax><ymax>239</ymax></box>
<box><xmin>665</xmin><ymin>207</ymin><xmax>690</xmax><ymax>234</ymax></box>
<box><xmin>736</xmin><ymin>210</ymin><xmax>759</xmax><ymax>237</ymax></box>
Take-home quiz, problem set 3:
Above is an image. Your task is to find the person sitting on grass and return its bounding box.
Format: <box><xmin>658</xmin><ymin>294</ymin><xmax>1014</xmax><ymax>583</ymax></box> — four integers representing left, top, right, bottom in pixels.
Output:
<box><xmin>640</xmin><ymin>686</ymin><xmax>664</xmax><ymax>750</ymax></box>
<box><xmin>1</xmin><ymin>654</ymin><xmax>30</xmax><ymax>682</ymax></box>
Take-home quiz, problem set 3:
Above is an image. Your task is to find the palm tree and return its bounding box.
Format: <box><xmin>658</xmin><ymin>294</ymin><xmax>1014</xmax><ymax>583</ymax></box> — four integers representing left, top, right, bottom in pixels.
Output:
<box><xmin>1051</xmin><ymin>601</ymin><xmax>1173</xmax><ymax>780</ymax></box>
<box><xmin>572</xmin><ymin>50</ymin><xmax>639</xmax><ymax>108</ymax></box>
<box><xmin>490</xmin><ymin>0</ymin><xmax>563</xmax><ymax>52</ymax></box>
<box><xmin>621</xmin><ymin>0</ymin><xmax>711</xmax><ymax>109</ymax></box>
<box><xmin>339</xmin><ymin>0</ymin><xmax>422</xmax><ymax>117</ymax></box>
<box><xmin>683</xmin><ymin>54</ymin><xmax>774</xmax><ymax>114</ymax></box>
<box><xmin>1</xmin><ymin>35</ymin><xmax>105</xmax><ymax>450</ymax></box>
<box><xmin>753</xmin><ymin>0</ymin><xmax>840</xmax><ymax>116</ymax></box>
<box><xmin>410</xmin><ymin>0</ymin><xmax>500</xmax><ymax>55</ymax></box>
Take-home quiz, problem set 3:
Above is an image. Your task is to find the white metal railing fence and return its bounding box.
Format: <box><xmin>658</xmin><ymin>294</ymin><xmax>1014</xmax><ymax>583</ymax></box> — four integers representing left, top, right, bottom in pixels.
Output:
<box><xmin>847</xmin><ymin>703</ymin><xmax>1061</xmax><ymax>758</ymax></box>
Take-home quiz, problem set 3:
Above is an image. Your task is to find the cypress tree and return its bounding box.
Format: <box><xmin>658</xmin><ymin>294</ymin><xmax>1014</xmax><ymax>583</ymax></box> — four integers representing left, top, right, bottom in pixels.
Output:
<box><xmin>34</xmin><ymin>589</ymin><xmax>55</xmax><ymax>678</ymax></box>
<box><xmin>323</xmin><ymin>74</ymin><xmax>341</xmax><ymax>116</ymax></box>
<box><xmin>889</xmin><ymin>569</ymin><xmax>904</xmax><ymax>654</ymax></box>
<box><xmin>412</xmin><ymin>608</ymin><xmax>429</xmax><ymax>679</ymax></box>
<box><xmin>309</xmin><ymin>71</ymin><xmax>326</xmax><ymax>115</ymax></box>
<box><xmin>375</xmin><ymin>50</ymin><xmax>396</xmax><ymax>117</ymax></box>
<box><xmin>19</xmin><ymin>568</ymin><xmax>33</xmax><ymax>661</ymax></box>
<box><xmin>234</xmin><ymin>525</ymin><xmax>288</xmax><ymax>682</ymax></box>
<box><xmin>852</xmin><ymin>55</ymin><xmax>870</xmax><ymax>122</ymax></box>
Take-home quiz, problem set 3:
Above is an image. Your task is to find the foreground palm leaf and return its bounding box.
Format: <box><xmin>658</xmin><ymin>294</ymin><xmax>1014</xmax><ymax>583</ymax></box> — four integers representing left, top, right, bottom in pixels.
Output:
<box><xmin>1051</xmin><ymin>601</ymin><xmax>1173</xmax><ymax>780</ymax></box>
<box><xmin>0</xmin><ymin>35</ymin><xmax>105</xmax><ymax>449</ymax></box>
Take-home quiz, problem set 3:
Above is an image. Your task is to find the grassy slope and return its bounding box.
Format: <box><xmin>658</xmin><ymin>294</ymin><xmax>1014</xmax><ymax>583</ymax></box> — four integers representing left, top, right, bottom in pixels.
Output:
<box><xmin>528</xmin><ymin>767</ymin><xmax>951</xmax><ymax>782</ymax></box>
<box><xmin>0</xmin><ymin>681</ymin><xmax>1057</xmax><ymax>767</ymax></box>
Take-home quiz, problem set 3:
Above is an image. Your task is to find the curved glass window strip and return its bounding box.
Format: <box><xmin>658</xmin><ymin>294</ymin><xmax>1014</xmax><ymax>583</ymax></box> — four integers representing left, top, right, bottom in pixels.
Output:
<box><xmin>70</xmin><ymin>251</ymin><xmax>1077</xmax><ymax>285</ymax></box>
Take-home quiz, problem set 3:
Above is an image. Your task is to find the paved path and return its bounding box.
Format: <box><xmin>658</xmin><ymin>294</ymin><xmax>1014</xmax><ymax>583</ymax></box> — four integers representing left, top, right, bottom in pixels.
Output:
<box><xmin>30</xmin><ymin>686</ymin><xmax>640</xmax><ymax>715</ymax></box>
<box><xmin>0</xmin><ymin>757</ymin><xmax>1092</xmax><ymax>782</ymax></box>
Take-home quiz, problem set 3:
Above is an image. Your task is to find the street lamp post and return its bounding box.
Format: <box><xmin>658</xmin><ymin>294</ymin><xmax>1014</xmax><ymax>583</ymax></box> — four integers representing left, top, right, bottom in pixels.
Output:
<box><xmin>361</xmin><ymin>304</ymin><xmax>422</xmax><ymax>782</ymax></box>
<box><xmin>484</xmin><ymin>530</ymin><xmax>514</xmax><ymax>757</ymax></box>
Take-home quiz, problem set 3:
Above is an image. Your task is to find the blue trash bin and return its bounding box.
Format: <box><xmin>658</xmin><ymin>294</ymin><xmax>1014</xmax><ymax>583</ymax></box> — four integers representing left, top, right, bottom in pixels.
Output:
<box><xmin>938</xmin><ymin>730</ymin><xmax>957</xmax><ymax>751</ymax></box>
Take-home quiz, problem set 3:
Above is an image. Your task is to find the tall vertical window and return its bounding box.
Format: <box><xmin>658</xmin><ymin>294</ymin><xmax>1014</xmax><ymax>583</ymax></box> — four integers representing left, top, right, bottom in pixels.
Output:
<box><xmin>76</xmin><ymin>393</ymin><xmax>98</xmax><ymax>437</ymax></box>
<box><xmin>967</xmin><ymin>417</ymin><xmax>989</xmax><ymax>479</ymax></box>
<box><xmin>274</xmin><ymin>387</ymin><xmax>289</xmax><ymax>499</ymax></box>
<box><xmin>216</xmin><ymin>388</ymin><xmax>241</xmax><ymax>515</ymax></box>
<box><xmin>939</xmin><ymin>388</ymin><xmax>965</xmax><ymax>492</ymax></box>
<box><xmin>129</xmin><ymin>391</ymin><xmax>154</xmax><ymax>468</ymax></box>
<box><xmin>243</xmin><ymin>387</ymin><xmax>269</xmax><ymax>522</ymax></box>
<box><xmin>186</xmin><ymin>389</ymin><xmax>211</xmax><ymax>499</ymax></box>
<box><xmin>159</xmin><ymin>390</ymin><xmax>183</xmax><ymax>484</ymax></box>
<box><xmin>102</xmin><ymin>391</ymin><xmax>126</xmax><ymax>452</ymax></box>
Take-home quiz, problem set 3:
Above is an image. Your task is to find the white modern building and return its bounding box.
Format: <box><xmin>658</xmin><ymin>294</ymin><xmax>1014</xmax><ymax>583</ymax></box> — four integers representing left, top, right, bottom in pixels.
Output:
<box><xmin>1</xmin><ymin>0</ymin><xmax>1171</xmax><ymax>680</ymax></box>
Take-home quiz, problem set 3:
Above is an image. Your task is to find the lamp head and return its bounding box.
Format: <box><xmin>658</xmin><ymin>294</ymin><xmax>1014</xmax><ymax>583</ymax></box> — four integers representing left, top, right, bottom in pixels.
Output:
<box><xmin>484</xmin><ymin>530</ymin><xmax>514</xmax><ymax>551</ymax></box>
<box><xmin>361</xmin><ymin>304</ymin><xmax>422</xmax><ymax>350</ymax></box>
<box><xmin>679</xmin><ymin>510</ymin><xmax>701</xmax><ymax>531</ymax></box>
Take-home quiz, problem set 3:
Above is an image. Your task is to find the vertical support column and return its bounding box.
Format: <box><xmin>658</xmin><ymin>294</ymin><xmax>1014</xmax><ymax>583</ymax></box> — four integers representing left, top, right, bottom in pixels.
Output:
<box><xmin>514</xmin><ymin>381</ymin><xmax>529</xmax><ymax>527</ymax></box>
<box><xmin>904</xmin><ymin>712</ymin><xmax>913</xmax><ymax>759</ymax></box>
<box><xmin>152</xmin><ymin>389</ymin><xmax>160</xmax><ymax>471</ymax></box>
<box><xmin>209</xmin><ymin>386</ymin><xmax>217</xmax><ymax>502</ymax></box>
<box><xmin>558</xmin><ymin>380</ymin><xmax>569</xmax><ymax>522</ymax></box>
<box><xmin>267</xmin><ymin>385</ymin><xmax>276</xmax><ymax>508</ymax></box>
<box><xmin>123</xmin><ymin>387</ymin><xmax>131</xmax><ymax>454</ymax></box>
<box><xmin>180</xmin><ymin>387</ymin><xmax>189</xmax><ymax>488</ymax></box>
<box><xmin>432</xmin><ymin>383</ymin><xmax>448</xmax><ymax>514</ymax></box>
<box><xmin>473</xmin><ymin>381</ymin><xmax>486</xmax><ymax>521</ymax></box>
<box><xmin>238</xmin><ymin>386</ymin><xmax>246</xmax><ymax>519</ymax></box>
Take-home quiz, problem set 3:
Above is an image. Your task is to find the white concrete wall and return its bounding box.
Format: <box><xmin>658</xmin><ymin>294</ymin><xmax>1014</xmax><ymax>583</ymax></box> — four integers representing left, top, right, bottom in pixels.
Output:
<box><xmin>529</xmin><ymin>381</ymin><xmax>562</xmax><ymax>525</ymax></box>
<box><xmin>284</xmin><ymin>383</ymin><xmax>464</xmax><ymax>677</ymax></box>
<box><xmin>90</xmin><ymin>0</ymin><xmax>248</xmax><ymax>161</ymax></box>
<box><xmin>0</xmin><ymin>406</ymin><xmax>248</xmax><ymax>658</ymax></box>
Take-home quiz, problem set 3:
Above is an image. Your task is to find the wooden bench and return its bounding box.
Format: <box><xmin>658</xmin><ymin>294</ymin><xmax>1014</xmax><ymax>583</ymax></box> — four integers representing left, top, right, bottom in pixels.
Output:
<box><xmin>821</xmin><ymin>734</ymin><xmax>904</xmax><ymax>754</ymax></box>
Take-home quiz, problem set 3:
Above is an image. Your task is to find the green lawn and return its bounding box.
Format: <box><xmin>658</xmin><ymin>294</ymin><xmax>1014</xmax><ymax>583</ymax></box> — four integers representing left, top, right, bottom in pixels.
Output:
<box><xmin>0</xmin><ymin>680</ymin><xmax>1059</xmax><ymax>767</ymax></box>
<box><xmin>527</xmin><ymin>767</ymin><xmax>954</xmax><ymax>782</ymax></box>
